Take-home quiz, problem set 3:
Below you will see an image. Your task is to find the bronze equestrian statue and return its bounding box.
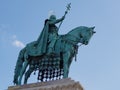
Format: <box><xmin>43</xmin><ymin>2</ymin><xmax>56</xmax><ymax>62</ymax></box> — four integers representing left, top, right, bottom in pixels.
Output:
<box><xmin>13</xmin><ymin>3</ymin><xmax>96</xmax><ymax>85</ymax></box>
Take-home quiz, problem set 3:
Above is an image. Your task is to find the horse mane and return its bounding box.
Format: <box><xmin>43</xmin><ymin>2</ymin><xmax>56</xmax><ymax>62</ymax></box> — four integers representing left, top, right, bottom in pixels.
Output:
<box><xmin>68</xmin><ymin>26</ymin><xmax>88</xmax><ymax>34</ymax></box>
<box><xmin>58</xmin><ymin>26</ymin><xmax>90</xmax><ymax>45</ymax></box>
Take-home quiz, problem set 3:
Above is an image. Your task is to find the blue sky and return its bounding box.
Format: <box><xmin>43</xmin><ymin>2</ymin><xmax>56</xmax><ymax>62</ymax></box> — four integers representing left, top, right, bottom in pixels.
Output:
<box><xmin>0</xmin><ymin>0</ymin><xmax>120</xmax><ymax>90</ymax></box>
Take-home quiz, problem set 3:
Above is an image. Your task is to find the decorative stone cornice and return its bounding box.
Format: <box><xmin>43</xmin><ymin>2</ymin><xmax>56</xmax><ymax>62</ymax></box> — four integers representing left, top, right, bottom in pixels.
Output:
<box><xmin>8</xmin><ymin>78</ymin><xmax>83</xmax><ymax>90</ymax></box>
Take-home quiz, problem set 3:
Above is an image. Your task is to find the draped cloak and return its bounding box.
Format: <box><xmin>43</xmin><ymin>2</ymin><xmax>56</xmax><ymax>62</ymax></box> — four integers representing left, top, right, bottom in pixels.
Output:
<box><xmin>26</xmin><ymin>19</ymin><xmax>50</xmax><ymax>56</ymax></box>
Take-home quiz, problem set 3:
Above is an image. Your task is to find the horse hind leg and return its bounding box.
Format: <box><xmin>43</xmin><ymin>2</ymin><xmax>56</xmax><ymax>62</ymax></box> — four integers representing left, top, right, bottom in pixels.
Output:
<box><xmin>13</xmin><ymin>48</ymin><xmax>25</xmax><ymax>85</ymax></box>
<box><xmin>24</xmin><ymin>65</ymin><xmax>34</xmax><ymax>84</ymax></box>
<box><xmin>13</xmin><ymin>57</ymin><xmax>23</xmax><ymax>85</ymax></box>
<box><xmin>18</xmin><ymin>60</ymin><xmax>29</xmax><ymax>85</ymax></box>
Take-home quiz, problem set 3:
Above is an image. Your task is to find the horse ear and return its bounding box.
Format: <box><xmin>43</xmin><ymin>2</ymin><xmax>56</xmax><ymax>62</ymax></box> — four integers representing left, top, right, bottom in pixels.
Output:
<box><xmin>90</xmin><ymin>26</ymin><xmax>95</xmax><ymax>30</ymax></box>
<box><xmin>89</xmin><ymin>26</ymin><xmax>96</xmax><ymax>34</ymax></box>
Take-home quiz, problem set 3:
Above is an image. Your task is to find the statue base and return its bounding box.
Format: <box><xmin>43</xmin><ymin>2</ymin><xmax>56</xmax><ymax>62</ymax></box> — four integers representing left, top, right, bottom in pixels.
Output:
<box><xmin>8</xmin><ymin>78</ymin><xmax>83</xmax><ymax>90</ymax></box>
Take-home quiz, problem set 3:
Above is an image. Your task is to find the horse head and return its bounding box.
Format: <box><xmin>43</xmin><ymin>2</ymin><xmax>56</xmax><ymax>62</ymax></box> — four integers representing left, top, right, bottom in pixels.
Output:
<box><xmin>79</xmin><ymin>26</ymin><xmax>95</xmax><ymax>45</ymax></box>
<box><xmin>66</xmin><ymin>26</ymin><xmax>95</xmax><ymax>45</ymax></box>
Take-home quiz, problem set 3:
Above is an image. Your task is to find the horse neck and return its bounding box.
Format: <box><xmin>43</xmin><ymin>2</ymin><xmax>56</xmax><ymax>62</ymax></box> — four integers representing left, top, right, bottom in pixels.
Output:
<box><xmin>67</xmin><ymin>27</ymin><xmax>82</xmax><ymax>37</ymax></box>
<box><xmin>64</xmin><ymin>27</ymin><xmax>87</xmax><ymax>45</ymax></box>
<box><xmin>61</xmin><ymin>33</ymin><xmax>80</xmax><ymax>45</ymax></box>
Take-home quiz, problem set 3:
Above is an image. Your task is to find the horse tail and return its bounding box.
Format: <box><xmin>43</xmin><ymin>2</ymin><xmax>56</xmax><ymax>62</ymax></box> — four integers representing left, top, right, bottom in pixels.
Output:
<box><xmin>13</xmin><ymin>47</ymin><xmax>26</xmax><ymax>84</ymax></box>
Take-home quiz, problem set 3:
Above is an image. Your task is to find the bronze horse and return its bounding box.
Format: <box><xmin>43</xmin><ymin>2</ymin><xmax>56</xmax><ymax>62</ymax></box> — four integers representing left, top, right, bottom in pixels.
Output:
<box><xmin>13</xmin><ymin>26</ymin><xmax>95</xmax><ymax>85</ymax></box>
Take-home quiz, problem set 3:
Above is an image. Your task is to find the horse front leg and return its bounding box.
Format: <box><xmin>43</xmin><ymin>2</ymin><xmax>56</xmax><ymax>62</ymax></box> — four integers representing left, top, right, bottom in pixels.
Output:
<box><xmin>18</xmin><ymin>60</ymin><xmax>28</xmax><ymax>85</ymax></box>
<box><xmin>63</xmin><ymin>52</ymin><xmax>70</xmax><ymax>78</ymax></box>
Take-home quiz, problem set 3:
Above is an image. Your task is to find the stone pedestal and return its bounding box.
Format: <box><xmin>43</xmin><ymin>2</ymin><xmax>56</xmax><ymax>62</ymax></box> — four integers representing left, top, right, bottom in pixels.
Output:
<box><xmin>8</xmin><ymin>78</ymin><xmax>83</xmax><ymax>90</ymax></box>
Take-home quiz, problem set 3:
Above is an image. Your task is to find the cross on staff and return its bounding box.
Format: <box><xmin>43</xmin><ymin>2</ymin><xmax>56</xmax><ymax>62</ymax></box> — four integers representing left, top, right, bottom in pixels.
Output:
<box><xmin>65</xmin><ymin>3</ymin><xmax>71</xmax><ymax>15</ymax></box>
<box><xmin>58</xmin><ymin>3</ymin><xmax>71</xmax><ymax>30</ymax></box>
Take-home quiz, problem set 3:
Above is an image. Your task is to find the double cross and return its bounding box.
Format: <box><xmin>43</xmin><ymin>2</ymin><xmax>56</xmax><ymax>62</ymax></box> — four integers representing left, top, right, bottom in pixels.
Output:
<box><xmin>58</xmin><ymin>3</ymin><xmax>71</xmax><ymax>30</ymax></box>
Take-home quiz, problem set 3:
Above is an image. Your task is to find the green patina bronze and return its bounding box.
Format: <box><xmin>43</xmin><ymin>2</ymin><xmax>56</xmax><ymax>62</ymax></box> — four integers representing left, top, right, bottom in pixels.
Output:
<box><xmin>13</xmin><ymin>3</ymin><xmax>95</xmax><ymax>85</ymax></box>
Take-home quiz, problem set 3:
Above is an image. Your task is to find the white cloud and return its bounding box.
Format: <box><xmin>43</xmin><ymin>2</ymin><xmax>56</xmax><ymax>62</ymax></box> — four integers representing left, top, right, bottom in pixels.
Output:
<box><xmin>12</xmin><ymin>40</ymin><xmax>25</xmax><ymax>48</ymax></box>
<box><xmin>0</xmin><ymin>24</ymin><xmax>25</xmax><ymax>48</ymax></box>
<box><xmin>11</xmin><ymin>35</ymin><xmax>25</xmax><ymax>48</ymax></box>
